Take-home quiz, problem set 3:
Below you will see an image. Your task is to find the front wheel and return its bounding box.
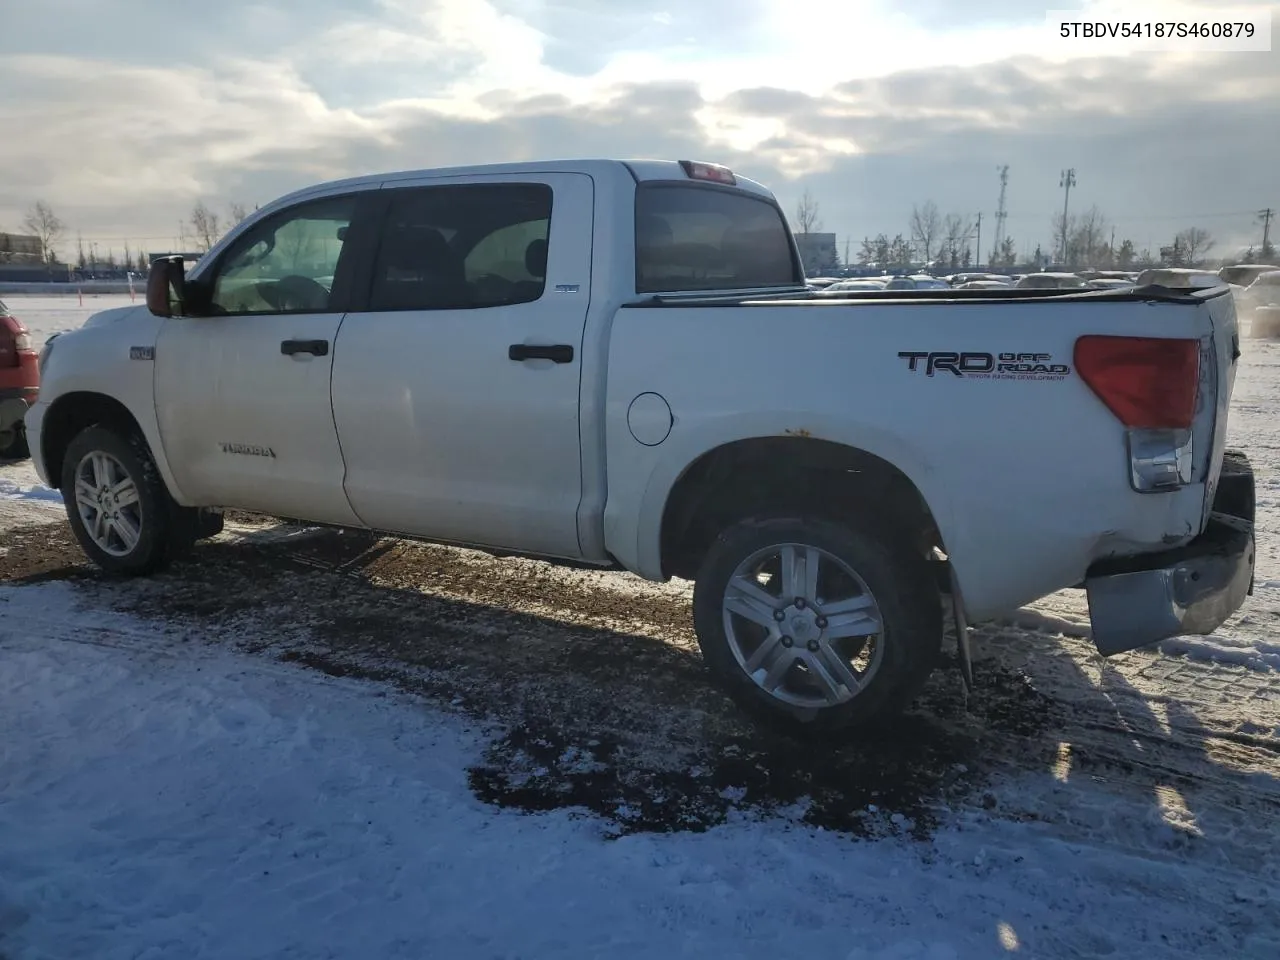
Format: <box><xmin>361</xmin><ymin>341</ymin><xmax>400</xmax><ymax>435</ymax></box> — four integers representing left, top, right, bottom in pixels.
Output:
<box><xmin>691</xmin><ymin>516</ymin><xmax>943</xmax><ymax>737</ymax></box>
<box><xmin>60</xmin><ymin>425</ymin><xmax>189</xmax><ymax>575</ymax></box>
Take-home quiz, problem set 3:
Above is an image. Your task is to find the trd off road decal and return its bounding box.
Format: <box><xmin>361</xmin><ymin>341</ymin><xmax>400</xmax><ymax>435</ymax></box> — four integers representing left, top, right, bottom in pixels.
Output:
<box><xmin>897</xmin><ymin>351</ymin><xmax>1071</xmax><ymax>381</ymax></box>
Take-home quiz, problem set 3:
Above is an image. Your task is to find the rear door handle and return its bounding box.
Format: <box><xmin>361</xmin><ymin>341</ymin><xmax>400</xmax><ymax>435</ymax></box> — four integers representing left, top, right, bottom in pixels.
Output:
<box><xmin>509</xmin><ymin>344</ymin><xmax>573</xmax><ymax>363</ymax></box>
<box><xmin>281</xmin><ymin>339</ymin><xmax>329</xmax><ymax>357</ymax></box>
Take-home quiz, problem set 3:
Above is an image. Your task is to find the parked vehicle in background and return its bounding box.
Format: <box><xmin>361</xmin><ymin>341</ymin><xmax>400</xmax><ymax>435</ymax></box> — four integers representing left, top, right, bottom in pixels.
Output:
<box><xmin>909</xmin><ymin>275</ymin><xmax>950</xmax><ymax>289</ymax></box>
<box><xmin>0</xmin><ymin>298</ymin><xmax>38</xmax><ymax>459</ymax></box>
<box><xmin>1253</xmin><ymin>305</ymin><xmax>1280</xmax><ymax>339</ymax></box>
<box><xmin>1134</xmin><ymin>268</ymin><xmax>1224</xmax><ymax>290</ymax></box>
<box><xmin>955</xmin><ymin>273</ymin><xmax>1013</xmax><ymax>285</ymax></box>
<box><xmin>1219</xmin><ymin>264</ymin><xmax>1277</xmax><ymax>288</ymax></box>
<box><xmin>1015</xmin><ymin>272</ymin><xmax>1087</xmax><ymax>289</ymax></box>
<box><xmin>1086</xmin><ymin>278</ymin><xmax>1136</xmax><ymax>291</ymax></box>
<box><xmin>805</xmin><ymin>277</ymin><xmax>841</xmax><ymax>290</ymax></box>
<box><xmin>877</xmin><ymin>275</ymin><xmax>950</xmax><ymax>291</ymax></box>
<box><xmin>1078</xmin><ymin>270</ymin><xmax>1137</xmax><ymax>283</ymax></box>
<box><xmin>956</xmin><ymin>280</ymin><xmax>1013</xmax><ymax>290</ymax></box>
<box><xmin>816</xmin><ymin>279</ymin><xmax>889</xmax><ymax>295</ymax></box>
<box><xmin>26</xmin><ymin>157</ymin><xmax>1256</xmax><ymax>738</ymax></box>
<box><xmin>1237</xmin><ymin>270</ymin><xmax>1280</xmax><ymax>316</ymax></box>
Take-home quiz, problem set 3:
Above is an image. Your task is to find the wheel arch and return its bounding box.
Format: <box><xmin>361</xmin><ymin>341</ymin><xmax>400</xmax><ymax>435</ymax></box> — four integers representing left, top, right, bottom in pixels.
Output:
<box><xmin>40</xmin><ymin>391</ymin><xmax>184</xmax><ymax>499</ymax></box>
<box><xmin>656</xmin><ymin>436</ymin><xmax>949</xmax><ymax>582</ymax></box>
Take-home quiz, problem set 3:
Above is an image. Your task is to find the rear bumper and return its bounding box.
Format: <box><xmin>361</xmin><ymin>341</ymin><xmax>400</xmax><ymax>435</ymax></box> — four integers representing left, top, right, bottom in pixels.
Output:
<box><xmin>1085</xmin><ymin>450</ymin><xmax>1256</xmax><ymax>656</ymax></box>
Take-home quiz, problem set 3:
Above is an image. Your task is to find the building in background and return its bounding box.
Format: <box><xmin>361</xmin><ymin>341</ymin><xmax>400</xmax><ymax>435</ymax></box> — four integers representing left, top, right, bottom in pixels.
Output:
<box><xmin>0</xmin><ymin>233</ymin><xmax>43</xmax><ymax>263</ymax></box>
<box><xmin>793</xmin><ymin>232</ymin><xmax>839</xmax><ymax>276</ymax></box>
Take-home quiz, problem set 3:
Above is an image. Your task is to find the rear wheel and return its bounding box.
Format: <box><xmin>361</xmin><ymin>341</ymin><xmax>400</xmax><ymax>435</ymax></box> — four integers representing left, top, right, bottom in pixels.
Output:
<box><xmin>692</xmin><ymin>515</ymin><xmax>943</xmax><ymax>737</ymax></box>
<box><xmin>60</xmin><ymin>425</ymin><xmax>195</xmax><ymax>575</ymax></box>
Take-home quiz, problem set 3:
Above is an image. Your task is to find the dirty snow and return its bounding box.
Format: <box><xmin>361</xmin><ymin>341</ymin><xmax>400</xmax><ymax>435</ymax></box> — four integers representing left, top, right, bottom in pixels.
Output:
<box><xmin>2</xmin><ymin>295</ymin><xmax>1280</xmax><ymax>959</ymax></box>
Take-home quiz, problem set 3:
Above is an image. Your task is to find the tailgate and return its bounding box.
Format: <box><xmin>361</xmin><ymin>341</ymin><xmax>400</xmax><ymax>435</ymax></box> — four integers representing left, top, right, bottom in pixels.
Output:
<box><xmin>1198</xmin><ymin>287</ymin><xmax>1242</xmax><ymax>529</ymax></box>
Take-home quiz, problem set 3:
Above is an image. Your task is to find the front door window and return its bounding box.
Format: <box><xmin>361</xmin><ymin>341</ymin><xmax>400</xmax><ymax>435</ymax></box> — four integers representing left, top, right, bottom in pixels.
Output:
<box><xmin>205</xmin><ymin>197</ymin><xmax>357</xmax><ymax>315</ymax></box>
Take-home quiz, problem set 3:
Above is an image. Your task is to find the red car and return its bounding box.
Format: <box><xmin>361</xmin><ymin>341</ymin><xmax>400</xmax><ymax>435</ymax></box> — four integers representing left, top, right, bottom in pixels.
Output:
<box><xmin>0</xmin><ymin>298</ymin><xmax>39</xmax><ymax>459</ymax></box>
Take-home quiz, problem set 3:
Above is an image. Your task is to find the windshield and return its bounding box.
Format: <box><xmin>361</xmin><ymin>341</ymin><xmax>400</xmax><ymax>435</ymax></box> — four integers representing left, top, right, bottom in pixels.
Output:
<box><xmin>634</xmin><ymin>184</ymin><xmax>801</xmax><ymax>293</ymax></box>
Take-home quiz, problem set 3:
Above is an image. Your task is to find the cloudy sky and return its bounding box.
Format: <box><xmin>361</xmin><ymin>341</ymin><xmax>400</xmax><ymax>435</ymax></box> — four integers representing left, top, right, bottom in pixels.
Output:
<box><xmin>1</xmin><ymin>0</ymin><xmax>1276</xmax><ymax>262</ymax></box>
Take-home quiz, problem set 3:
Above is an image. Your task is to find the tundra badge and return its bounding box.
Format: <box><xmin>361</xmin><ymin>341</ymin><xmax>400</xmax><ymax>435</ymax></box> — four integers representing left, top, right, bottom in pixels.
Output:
<box><xmin>219</xmin><ymin>442</ymin><xmax>276</xmax><ymax>458</ymax></box>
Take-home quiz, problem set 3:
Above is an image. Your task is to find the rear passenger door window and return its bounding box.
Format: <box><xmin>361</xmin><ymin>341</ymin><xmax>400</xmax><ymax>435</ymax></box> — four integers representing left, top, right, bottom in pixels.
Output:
<box><xmin>368</xmin><ymin>184</ymin><xmax>553</xmax><ymax>311</ymax></box>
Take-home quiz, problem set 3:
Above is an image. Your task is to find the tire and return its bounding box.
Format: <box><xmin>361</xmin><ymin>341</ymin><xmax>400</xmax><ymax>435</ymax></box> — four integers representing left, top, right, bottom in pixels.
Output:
<box><xmin>0</xmin><ymin>424</ymin><xmax>29</xmax><ymax>460</ymax></box>
<box><xmin>59</xmin><ymin>425</ymin><xmax>195</xmax><ymax>575</ymax></box>
<box><xmin>692</xmin><ymin>515</ymin><xmax>943</xmax><ymax>738</ymax></box>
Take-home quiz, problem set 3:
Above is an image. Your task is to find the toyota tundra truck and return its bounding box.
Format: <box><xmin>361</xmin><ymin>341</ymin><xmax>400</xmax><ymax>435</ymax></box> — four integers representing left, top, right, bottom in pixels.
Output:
<box><xmin>26</xmin><ymin>158</ymin><xmax>1256</xmax><ymax>735</ymax></box>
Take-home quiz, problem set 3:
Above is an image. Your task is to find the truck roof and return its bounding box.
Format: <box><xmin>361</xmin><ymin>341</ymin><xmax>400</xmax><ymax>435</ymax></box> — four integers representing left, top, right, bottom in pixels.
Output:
<box><xmin>267</xmin><ymin>158</ymin><xmax>775</xmax><ymax>212</ymax></box>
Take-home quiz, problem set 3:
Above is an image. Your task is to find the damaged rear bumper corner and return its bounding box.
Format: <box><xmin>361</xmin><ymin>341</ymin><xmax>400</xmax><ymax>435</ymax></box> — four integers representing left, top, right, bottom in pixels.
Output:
<box><xmin>1084</xmin><ymin>450</ymin><xmax>1256</xmax><ymax>657</ymax></box>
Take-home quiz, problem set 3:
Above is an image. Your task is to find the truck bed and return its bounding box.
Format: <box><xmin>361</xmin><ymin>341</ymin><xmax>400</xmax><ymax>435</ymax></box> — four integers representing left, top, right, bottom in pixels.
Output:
<box><xmin>625</xmin><ymin>283</ymin><xmax>1225</xmax><ymax>308</ymax></box>
<box><xmin>603</xmin><ymin>282</ymin><xmax>1238</xmax><ymax>622</ymax></box>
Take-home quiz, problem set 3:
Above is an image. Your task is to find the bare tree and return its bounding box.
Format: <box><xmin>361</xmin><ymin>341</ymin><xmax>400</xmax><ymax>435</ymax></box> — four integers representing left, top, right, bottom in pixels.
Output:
<box><xmin>794</xmin><ymin>188</ymin><xmax>822</xmax><ymax>234</ymax></box>
<box><xmin>1175</xmin><ymin>226</ymin><xmax>1214</xmax><ymax>265</ymax></box>
<box><xmin>888</xmin><ymin>234</ymin><xmax>913</xmax><ymax>272</ymax></box>
<box><xmin>228</xmin><ymin>202</ymin><xmax>250</xmax><ymax>225</ymax></box>
<box><xmin>23</xmin><ymin>200</ymin><xmax>66</xmax><ymax>265</ymax></box>
<box><xmin>190</xmin><ymin>201</ymin><xmax>222</xmax><ymax>252</ymax></box>
<box><xmin>1066</xmin><ymin>205</ymin><xmax>1110</xmax><ymax>267</ymax></box>
<box><xmin>1050</xmin><ymin>211</ymin><xmax>1078</xmax><ymax>266</ymax></box>
<box><xmin>940</xmin><ymin>213</ymin><xmax>974</xmax><ymax>269</ymax></box>
<box><xmin>909</xmin><ymin>201</ymin><xmax>941</xmax><ymax>265</ymax></box>
<box><xmin>994</xmin><ymin>236</ymin><xmax>1017</xmax><ymax>270</ymax></box>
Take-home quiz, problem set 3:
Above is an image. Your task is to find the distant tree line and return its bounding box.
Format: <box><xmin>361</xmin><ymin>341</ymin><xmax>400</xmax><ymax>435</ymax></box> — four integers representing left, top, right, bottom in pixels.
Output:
<box><xmin>0</xmin><ymin>198</ymin><xmax>256</xmax><ymax>274</ymax></box>
<box><xmin>791</xmin><ymin>190</ymin><xmax>1276</xmax><ymax>273</ymax></box>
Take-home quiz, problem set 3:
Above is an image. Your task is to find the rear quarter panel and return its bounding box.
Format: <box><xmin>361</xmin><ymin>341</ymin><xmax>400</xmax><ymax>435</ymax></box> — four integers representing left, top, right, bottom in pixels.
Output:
<box><xmin>603</xmin><ymin>295</ymin><xmax>1218</xmax><ymax>620</ymax></box>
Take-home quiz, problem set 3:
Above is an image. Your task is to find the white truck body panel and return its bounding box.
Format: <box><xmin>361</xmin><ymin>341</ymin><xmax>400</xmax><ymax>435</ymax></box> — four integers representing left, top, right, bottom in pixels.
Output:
<box><xmin>25</xmin><ymin>305</ymin><xmax>179</xmax><ymax>494</ymax></box>
<box><xmin>603</xmin><ymin>298</ymin><xmax>1225</xmax><ymax>620</ymax></box>
<box><xmin>26</xmin><ymin>157</ymin><xmax>1252</xmax><ymax>648</ymax></box>
<box><xmin>330</xmin><ymin>171</ymin><xmax>595</xmax><ymax>557</ymax></box>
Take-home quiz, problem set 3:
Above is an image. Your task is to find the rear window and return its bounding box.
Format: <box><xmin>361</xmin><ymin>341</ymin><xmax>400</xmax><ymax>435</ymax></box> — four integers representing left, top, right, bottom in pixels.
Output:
<box><xmin>634</xmin><ymin>184</ymin><xmax>800</xmax><ymax>293</ymax></box>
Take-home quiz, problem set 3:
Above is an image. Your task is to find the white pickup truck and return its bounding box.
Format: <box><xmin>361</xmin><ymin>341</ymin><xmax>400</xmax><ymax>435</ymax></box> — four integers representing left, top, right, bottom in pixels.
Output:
<box><xmin>27</xmin><ymin>158</ymin><xmax>1256</xmax><ymax>736</ymax></box>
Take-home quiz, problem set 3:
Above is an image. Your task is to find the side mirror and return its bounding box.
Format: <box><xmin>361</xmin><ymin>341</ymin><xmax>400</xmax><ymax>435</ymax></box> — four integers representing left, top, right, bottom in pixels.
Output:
<box><xmin>146</xmin><ymin>256</ymin><xmax>186</xmax><ymax>317</ymax></box>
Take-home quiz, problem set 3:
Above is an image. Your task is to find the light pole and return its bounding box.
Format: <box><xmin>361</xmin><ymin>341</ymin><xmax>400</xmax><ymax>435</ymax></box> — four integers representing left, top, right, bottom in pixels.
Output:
<box><xmin>1059</xmin><ymin>168</ymin><xmax>1076</xmax><ymax>265</ymax></box>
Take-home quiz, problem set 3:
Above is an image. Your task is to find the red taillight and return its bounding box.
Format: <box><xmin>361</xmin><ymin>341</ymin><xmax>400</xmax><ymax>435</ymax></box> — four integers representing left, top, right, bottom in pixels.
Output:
<box><xmin>1073</xmin><ymin>335</ymin><xmax>1200</xmax><ymax>429</ymax></box>
<box><xmin>679</xmin><ymin>160</ymin><xmax>737</xmax><ymax>185</ymax></box>
<box><xmin>0</xmin><ymin>316</ymin><xmax>23</xmax><ymax>368</ymax></box>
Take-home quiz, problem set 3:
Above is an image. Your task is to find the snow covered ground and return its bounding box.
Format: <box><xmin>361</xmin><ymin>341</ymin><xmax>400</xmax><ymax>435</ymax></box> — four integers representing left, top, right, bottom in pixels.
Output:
<box><xmin>3</xmin><ymin>296</ymin><xmax>1280</xmax><ymax>959</ymax></box>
